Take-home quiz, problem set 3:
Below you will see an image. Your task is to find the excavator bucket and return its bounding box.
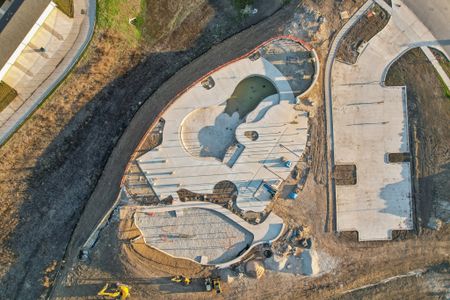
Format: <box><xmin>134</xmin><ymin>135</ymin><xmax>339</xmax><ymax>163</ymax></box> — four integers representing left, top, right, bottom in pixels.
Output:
<box><xmin>97</xmin><ymin>283</ymin><xmax>130</xmax><ymax>299</ymax></box>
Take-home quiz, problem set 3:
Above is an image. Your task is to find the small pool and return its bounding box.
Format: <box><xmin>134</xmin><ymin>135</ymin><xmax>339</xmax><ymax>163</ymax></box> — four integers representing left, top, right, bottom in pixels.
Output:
<box><xmin>224</xmin><ymin>76</ymin><xmax>277</xmax><ymax>118</ymax></box>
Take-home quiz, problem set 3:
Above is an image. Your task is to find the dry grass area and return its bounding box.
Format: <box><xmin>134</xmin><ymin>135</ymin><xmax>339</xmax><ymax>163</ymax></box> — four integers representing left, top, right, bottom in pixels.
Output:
<box><xmin>339</xmin><ymin>263</ymin><xmax>450</xmax><ymax>300</ymax></box>
<box><xmin>54</xmin><ymin>0</ymin><xmax>74</xmax><ymax>18</ymax></box>
<box><xmin>0</xmin><ymin>26</ymin><xmax>145</xmax><ymax>297</ymax></box>
<box><xmin>0</xmin><ymin>81</ymin><xmax>17</xmax><ymax>112</ymax></box>
<box><xmin>3</xmin><ymin>0</ymin><xmax>449</xmax><ymax>298</ymax></box>
<box><xmin>141</xmin><ymin>0</ymin><xmax>213</xmax><ymax>49</ymax></box>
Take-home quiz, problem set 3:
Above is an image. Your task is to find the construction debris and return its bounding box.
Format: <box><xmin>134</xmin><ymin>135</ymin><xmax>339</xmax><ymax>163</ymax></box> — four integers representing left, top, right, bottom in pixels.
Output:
<box><xmin>245</xmin><ymin>260</ymin><xmax>265</xmax><ymax>279</ymax></box>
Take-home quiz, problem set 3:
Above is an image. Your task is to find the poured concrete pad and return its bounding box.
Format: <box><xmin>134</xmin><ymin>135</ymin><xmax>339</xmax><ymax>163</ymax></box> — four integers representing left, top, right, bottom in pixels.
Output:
<box><xmin>134</xmin><ymin>208</ymin><xmax>253</xmax><ymax>264</ymax></box>
<box><xmin>260</xmin><ymin>39</ymin><xmax>315</xmax><ymax>95</ymax></box>
<box><xmin>138</xmin><ymin>56</ymin><xmax>309</xmax><ymax>212</ymax></box>
<box><xmin>331</xmin><ymin>12</ymin><xmax>418</xmax><ymax>241</ymax></box>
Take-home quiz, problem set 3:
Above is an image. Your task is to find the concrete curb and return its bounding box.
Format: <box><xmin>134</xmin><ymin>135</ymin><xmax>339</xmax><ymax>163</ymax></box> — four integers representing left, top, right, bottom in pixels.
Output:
<box><xmin>323</xmin><ymin>0</ymin><xmax>374</xmax><ymax>232</ymax></box>
<box><xmin>297</xmin><ymin>48</ymin><xmax>320</xmax><ymax>98</ymax></box>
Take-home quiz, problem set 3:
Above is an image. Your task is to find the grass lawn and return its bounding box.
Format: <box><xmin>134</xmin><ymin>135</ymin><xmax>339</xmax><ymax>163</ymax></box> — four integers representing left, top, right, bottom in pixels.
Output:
<box><xmin>54</xmin><ymin>0</ymin><xmax>74</xmax><ymax>18</ymax></box>
<box><xmin>0</xmin><ymin>81</ymin><xmax>18</xmax><ymax>112</ymax></box>
<box><xmin>97</xmin><ymin>0</ymin><xmax>145</xmax><ymax>44</ymax></box>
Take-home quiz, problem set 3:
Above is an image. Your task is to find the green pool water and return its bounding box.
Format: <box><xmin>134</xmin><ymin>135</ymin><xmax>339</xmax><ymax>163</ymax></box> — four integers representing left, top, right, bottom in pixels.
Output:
<box><xmin>224</xmin><ymin>76</ymin><xmax>277</xmax><ymax>118</ymax></box>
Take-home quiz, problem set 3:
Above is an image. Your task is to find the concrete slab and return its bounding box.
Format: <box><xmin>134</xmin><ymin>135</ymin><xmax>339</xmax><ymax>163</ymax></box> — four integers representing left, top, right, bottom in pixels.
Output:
<box><xmin>331</xmin><ymin>5</ymin><xmax>418</xmax><ymax>240</ymax></box>
<box><xmin>138</xmin><ymin>55</ymin><xmax>309</xmax><ymax>213</ymax></box>
<box><xmin>134</xmin><ymin>208</ymin><xmax>253</xmax><ymax>264</ymax></box>
<box><xmin>132</xmin><ymin>200</ymin><xmax>285</xmax><ymax>267</ymax></box>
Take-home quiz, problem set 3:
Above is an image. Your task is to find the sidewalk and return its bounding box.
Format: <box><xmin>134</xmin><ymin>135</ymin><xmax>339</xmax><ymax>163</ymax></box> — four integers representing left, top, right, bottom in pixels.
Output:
<box><xmin>326</xmin><ymin>0</ymin><xmax>448</xmax><ymax>240</ymax></box>
<box><xmin>374</xmin><ymin>0</ymin><xmax>450</xmax><ymax>89</ymax></box>
<box><xmin>421</xmin><ymin>46</ymin><xmax>450</xmax><ymax>89</ymax></box>
<box><xmin>0</xmin><ymin>0</ymin><xmax>96</xmax><ymax>145</ymax></box>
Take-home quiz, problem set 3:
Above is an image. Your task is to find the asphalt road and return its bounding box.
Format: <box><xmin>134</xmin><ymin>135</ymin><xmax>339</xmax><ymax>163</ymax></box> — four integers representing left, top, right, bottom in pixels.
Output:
<box><xmin>403</xmin><ymin>0</ymin><xmax>450</xmax><ymax>57</ymax></box>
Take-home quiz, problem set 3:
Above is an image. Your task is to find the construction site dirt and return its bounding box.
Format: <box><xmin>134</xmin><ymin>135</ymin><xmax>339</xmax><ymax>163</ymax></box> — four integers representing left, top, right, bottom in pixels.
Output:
<box><xmin>0</xmin><ymin>0</ymin><xmax>449</xmax><ymax>299</ymax></box>
<box><xmin>336</xmin><ymin>2</ymin><xmax>390</xmax><ymax>64</ymax></box>
<box><xmin>0</xmin><ymin>0</ymin><xmax>287</xmax><ymax>298</ymax></box>
<box><xmin>385</xmin><ymin>48</ymin><xmax>450</xmax><ymax>231</ymax></box>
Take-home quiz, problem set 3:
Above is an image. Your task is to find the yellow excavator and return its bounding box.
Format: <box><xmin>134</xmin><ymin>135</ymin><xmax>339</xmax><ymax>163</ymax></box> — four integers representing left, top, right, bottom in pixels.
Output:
<box><xmin>171</xmin><ymin>275</ymin><xmax>191</xmax><ymax>286</ymax></box>
<box><xmin>97</xmin><ymin>282</ymin><xmax>130</xmax><ymax>299</ymax></box>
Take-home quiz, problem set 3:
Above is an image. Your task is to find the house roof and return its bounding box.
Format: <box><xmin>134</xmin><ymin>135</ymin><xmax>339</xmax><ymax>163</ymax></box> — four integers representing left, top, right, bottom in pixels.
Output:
<box><xmin>0</xmin><ymin>0</ymin><xmax>51</xmax><ymax>67</ymax></box>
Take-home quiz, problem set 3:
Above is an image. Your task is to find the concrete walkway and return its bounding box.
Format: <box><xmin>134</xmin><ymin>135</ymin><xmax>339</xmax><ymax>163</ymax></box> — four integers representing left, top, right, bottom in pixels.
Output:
<box><xmin>325</xmin><ymin>0</ymin><xmax>447</xmax><ymax>240</ymax></box>
<box><xmin>420</xmin><ymin>46</ymin><xmax>450</xmax><ymax>89</ymax></box>
<box><xmin>373</xmin><ymin>0</ymin><xmax>450</xmax><ymax>89</ymax></box>
<box><xmin>0</xmin><ymin>0</ymin><xmax>96</xmax><ymax>146</ymax></box>
<box><xmin>324</xmin><ymin>0</ymin><xmax>374</xmax><ymax>232</ymax></box>
<box><xmin>402</xmin><ymin>0</ymin><xmax>450</xmax><ymax>59</ymax></box>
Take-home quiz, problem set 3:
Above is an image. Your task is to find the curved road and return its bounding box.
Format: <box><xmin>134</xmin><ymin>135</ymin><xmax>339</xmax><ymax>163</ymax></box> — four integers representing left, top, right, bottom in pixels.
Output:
<box><xmin>403</xmin><ymin>0</ymin><xmax>450</xmax><ymax>58</ymax></box>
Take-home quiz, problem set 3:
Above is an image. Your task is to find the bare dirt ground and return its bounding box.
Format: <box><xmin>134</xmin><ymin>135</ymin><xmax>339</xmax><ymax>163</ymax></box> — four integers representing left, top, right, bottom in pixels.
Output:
<box><xmin>385</xmin><ymin>47</ymin><xmax>450</xmax><ymax>229</ymax></box>
<box><xmin>338</xmin><ymin>263</ymin><xmax>450</xmax><ymax>300</ymax></box>
<box><xmin>0</xmin><ymin>0</ymin><xmax>284</xmax><ymax>298</ymax></box>
<box><xmin>336</xmin><ymin>3</ymin><xmax>390</xmax><ymax>64</ymax></box>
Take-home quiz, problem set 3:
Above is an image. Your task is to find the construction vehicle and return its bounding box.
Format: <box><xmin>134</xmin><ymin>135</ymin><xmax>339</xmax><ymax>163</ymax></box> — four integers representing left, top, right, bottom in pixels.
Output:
<box><xmin>97</xmin><ymin>282</ymin><xmax>130</xmax><ymax>299</ymax></box>
<box><xmin>171</xmin><ymin>275</ymin><xmax>191</xmax><ymax>286</ymax></box>
<box><xmin>205</xmin><ymin>277</ymin><xmax>212</xmax><ymax>291</ymax></box>
<box><xmin>212</xmin><ymin>278</ymin><xmax>222</xmax><ymax>294</ymax></box>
